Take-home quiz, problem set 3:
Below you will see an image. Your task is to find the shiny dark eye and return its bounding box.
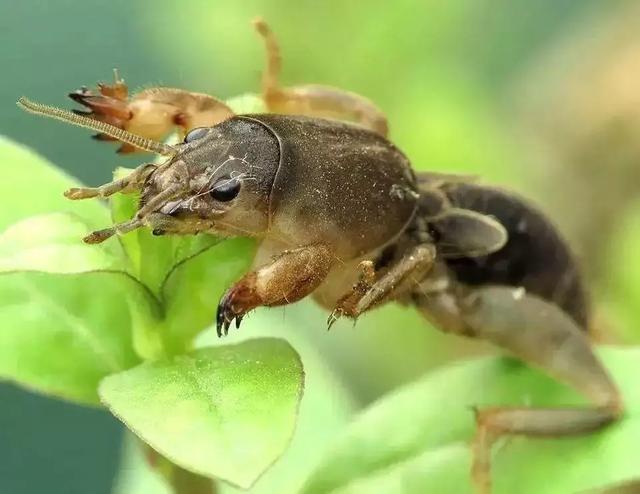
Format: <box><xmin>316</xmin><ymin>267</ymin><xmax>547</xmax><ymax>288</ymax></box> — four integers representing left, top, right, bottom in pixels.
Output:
<box><xmin>209</xmin><ymin>177</ymin><xmax>241</xmax><ymax>202</ymax></box>
<box><xmin>184</xmin><ymin>127</ymin><xmax>209</xmax><ymax>143</ymax></box>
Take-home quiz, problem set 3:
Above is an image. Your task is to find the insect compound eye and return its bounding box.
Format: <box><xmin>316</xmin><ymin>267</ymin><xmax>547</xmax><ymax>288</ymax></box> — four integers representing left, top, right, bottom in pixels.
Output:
<box><xmin>209</xmin><ymin>176</ymin><xmax>241</xmax><ymax>202</ymax></box>
<box><xmin>183</xmin><ymin>127</ymin><xmax>209</xmax><ymax>143</ymax></box>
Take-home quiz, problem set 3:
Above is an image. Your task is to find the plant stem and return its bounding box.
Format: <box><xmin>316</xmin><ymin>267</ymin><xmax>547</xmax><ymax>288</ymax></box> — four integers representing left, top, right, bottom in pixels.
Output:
<box><xmin>143</xmin><ymin>442</ymin><xmax>216</xmax><ymax>494</ymax></box>
<box><xmin>169</xmin><ymin>465</ymin><xmax>216</xmax><ymax>494</ymax></box>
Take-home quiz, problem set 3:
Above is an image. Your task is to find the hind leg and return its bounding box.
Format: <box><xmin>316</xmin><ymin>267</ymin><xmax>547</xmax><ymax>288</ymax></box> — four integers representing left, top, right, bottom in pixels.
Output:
<box><xmin>253</xmin><ymin>18</ymin><xmax>388</xmax><ymax>136</ymax></box>
<box><xmin>417</xmin><ymin>285</ymin><xmax>622</xmax><ymax>494</ymax></box>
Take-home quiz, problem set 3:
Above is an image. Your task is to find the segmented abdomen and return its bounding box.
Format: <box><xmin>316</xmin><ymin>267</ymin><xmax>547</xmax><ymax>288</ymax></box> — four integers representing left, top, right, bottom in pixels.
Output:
<box><xmin>441</xmin><ymin>183</ymin><xmax>589</xmax><ymax>329</ymax></box>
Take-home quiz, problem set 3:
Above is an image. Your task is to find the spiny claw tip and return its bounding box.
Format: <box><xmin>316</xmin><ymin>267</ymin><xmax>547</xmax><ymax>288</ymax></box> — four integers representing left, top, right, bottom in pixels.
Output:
<box><xmin>223</xmin><ymin>319</ymin><xmax>231</xmax><ymax>336</ymax></box>
<box><xmin>327</xmin><ymin>309</ymin><xmax>342</xmax><ymax>331</ymax></box>
<box><xmin>68</xmin><ymin>91</ymin><xmax>89</xmax><ymax>103</ymax></box>
<box><xmin>216</xmin><ymin>303</ymin><xmax>225</xmax><ymax>337</ymax></box>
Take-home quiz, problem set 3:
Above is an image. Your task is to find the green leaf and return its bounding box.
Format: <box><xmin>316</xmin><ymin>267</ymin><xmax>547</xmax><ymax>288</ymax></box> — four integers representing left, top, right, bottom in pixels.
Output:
<box><xmin>0</xmin><ymin>212</ymin><xmax>126</xmax><ymax>274</ymax></box>
<box><xmin>0</xmin><ymin>271</ymin><xmax>147</xmax><ymax>405</ymax></box>
<box><xmin>0</xmin><ymin>139</ymin><xmax>150</xmax><ymax>404</ymax></box>
<box><xmin>207</xmin><ymin>308</ymin><xmax>356</xmax><ymax>494</ymax></box>
<box><xmin>327</xmin><ymin>443</ymin><xmax>470</xmax><ymax>494</ymax></box>
<box><xmin>113</xmin><ymin>305</ymin><xmax>356</xmax><ymax>494</ymax></box>
<box><xmin>301</xmin><ymin>346</ymin><xmax>640</xmax><ymax>494</ymax></box>
<box><xmin>0</xmin><ymin>136</ymin><xmax>108</xmax><ymax>229</ymax></box>
<box><xmin>100</xmin><ymin>338</ymin><xmax>304</xmax><ymax>489</ymax></box>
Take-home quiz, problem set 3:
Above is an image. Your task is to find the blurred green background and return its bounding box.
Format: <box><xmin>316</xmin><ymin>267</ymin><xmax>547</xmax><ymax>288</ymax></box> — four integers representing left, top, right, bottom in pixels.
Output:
<box><xmin>3</xmin><ymin>1</ymin><xmax>640</xmax><ymax>493</ymax></box>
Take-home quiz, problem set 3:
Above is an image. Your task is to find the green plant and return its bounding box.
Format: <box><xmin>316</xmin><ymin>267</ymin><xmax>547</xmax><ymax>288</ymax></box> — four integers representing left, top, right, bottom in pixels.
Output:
<box><xmin>2</xmin><ymin>95</ymin><xmax>640</xmax><ymax>494</ymax></box>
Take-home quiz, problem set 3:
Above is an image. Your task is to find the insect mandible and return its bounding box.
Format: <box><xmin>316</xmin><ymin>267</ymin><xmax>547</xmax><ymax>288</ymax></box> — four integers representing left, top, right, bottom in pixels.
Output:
<box><xmin>18</xmin><ymin>18</ymin><xmax>622</xmax><ymax>494</ymax></box>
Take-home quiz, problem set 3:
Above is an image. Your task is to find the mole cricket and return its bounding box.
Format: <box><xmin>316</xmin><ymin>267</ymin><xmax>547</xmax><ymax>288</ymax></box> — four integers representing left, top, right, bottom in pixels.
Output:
<box><xmin>18</xmin><ymin>18</ymin><xmax>622</xmax><ymax>494</ymax></box>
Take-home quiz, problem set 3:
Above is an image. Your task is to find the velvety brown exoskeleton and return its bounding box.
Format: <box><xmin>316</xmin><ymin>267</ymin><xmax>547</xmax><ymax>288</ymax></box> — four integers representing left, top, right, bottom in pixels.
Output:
<box><xmin>18</xmin><ymin>18</ymin><xmax>622</xmax><ymax>494</ymax></box>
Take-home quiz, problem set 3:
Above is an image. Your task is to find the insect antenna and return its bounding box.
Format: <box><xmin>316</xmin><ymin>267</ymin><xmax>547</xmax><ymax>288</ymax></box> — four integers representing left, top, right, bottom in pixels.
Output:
<box><xmin>17</xmin><ymin>97</ymin><xmax>176</xmax><ymax>156</ymax></box>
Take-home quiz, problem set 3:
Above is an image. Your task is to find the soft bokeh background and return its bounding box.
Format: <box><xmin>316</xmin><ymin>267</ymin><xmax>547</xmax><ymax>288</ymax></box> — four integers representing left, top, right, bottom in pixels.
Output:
<box><xmin>3</xmin><ymin>1</ymin><xmax>640</xmax><ymax>492</ymax></box>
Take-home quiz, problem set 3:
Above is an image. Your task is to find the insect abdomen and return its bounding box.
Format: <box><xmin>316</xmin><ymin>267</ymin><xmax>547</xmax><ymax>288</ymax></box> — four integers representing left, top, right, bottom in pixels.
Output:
<box><xmin>441</xmin><ymin>183</ymin><xmax>589</xmax><ymax>329</ymax></box>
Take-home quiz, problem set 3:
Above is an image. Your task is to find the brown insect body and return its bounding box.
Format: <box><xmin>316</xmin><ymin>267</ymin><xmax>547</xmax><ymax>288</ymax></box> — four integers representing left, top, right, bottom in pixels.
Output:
<box><xmin>18</xmin><ymin>19</ymin><xmax>623</xmax><ymax>494</ymax></box>
<box><xmin>255</xmin><ymin>114</ymin><xmax>417</xmax><ymax>259</ymax></box>
<box><xmin>135</xmin><ymin>113</ymin><xmax>418</xmax><ymax>258</ymax></box>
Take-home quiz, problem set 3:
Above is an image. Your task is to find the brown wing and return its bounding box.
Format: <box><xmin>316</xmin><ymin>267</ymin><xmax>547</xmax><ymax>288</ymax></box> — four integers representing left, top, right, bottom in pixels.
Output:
<box><xmin>416</xmin><ymin>172</ymin><xmax>507</xmax><ymax>259</ymax></box>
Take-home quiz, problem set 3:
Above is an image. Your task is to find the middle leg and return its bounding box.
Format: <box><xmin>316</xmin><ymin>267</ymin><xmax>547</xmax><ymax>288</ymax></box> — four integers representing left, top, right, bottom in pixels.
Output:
<box><xmin>328</xmin><ymin>243</ymin><xmax>436</xmax><ymax>327</ymax></box>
